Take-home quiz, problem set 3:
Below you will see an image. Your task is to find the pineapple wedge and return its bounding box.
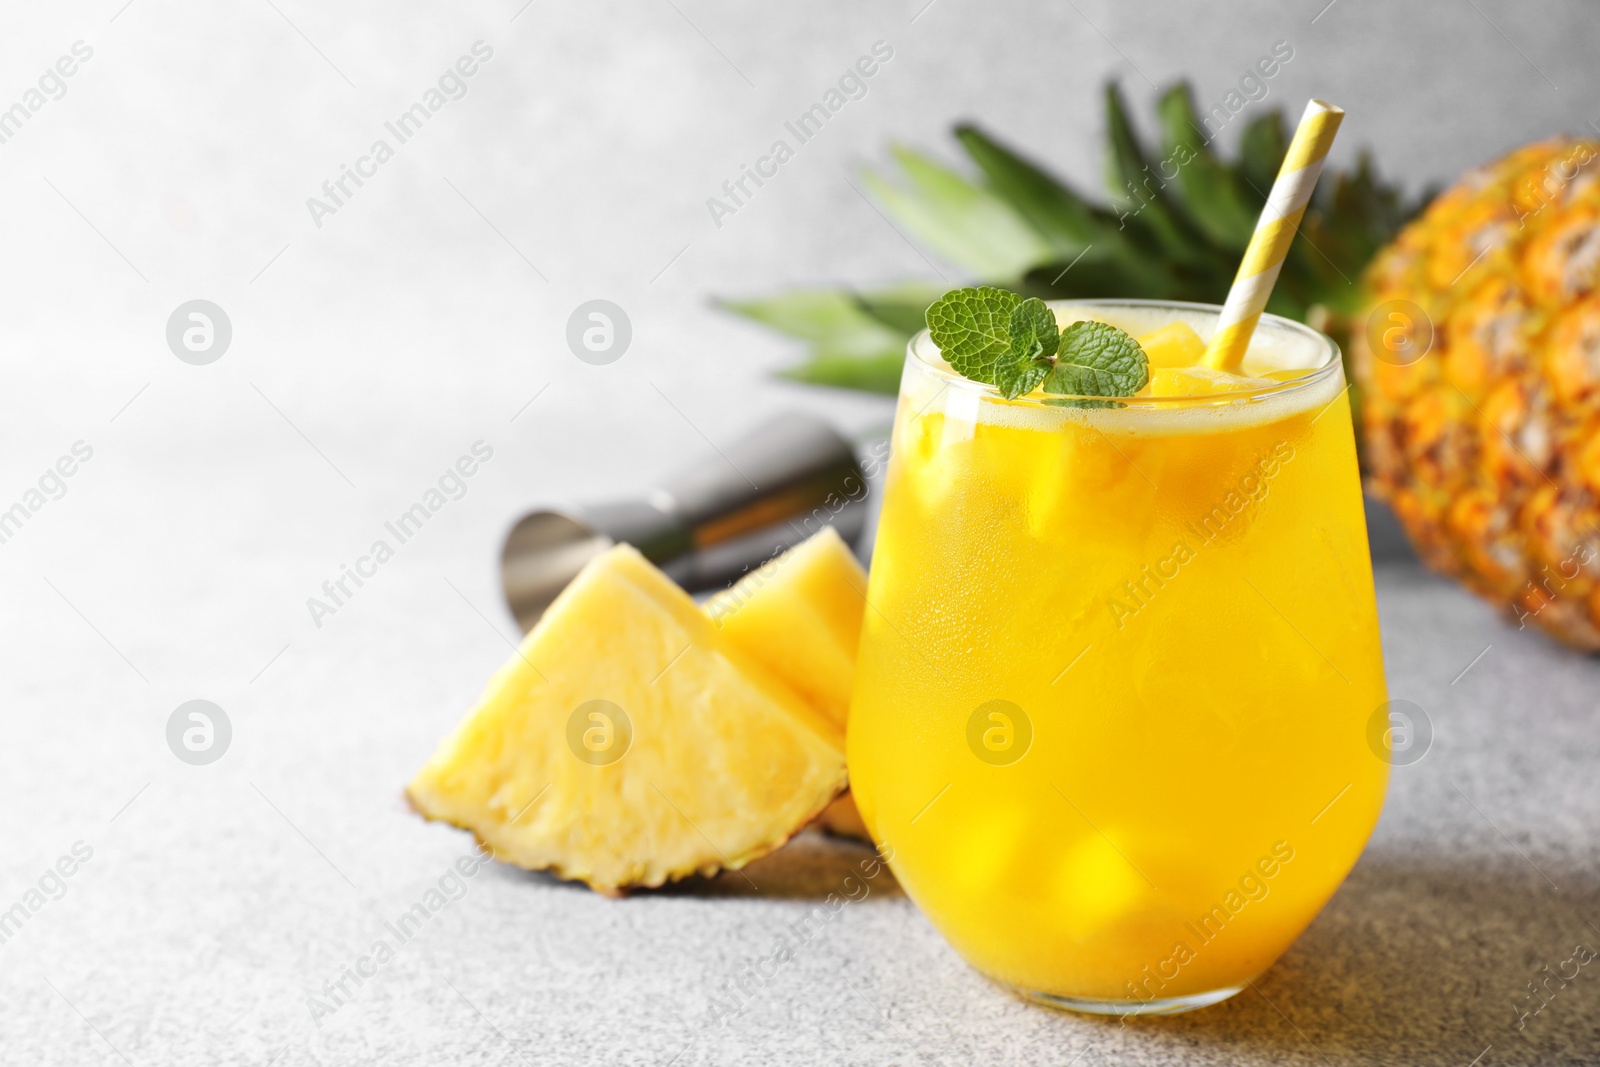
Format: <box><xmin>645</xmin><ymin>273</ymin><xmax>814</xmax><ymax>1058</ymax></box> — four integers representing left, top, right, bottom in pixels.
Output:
<box><xmin>705</xmin><ymin>527</ymin><xmax>865</xmax><ymax>729</ymax></box>
<box><xmin>706</xmin><ymin>528</ymin><xmax>873</xmax><ymax>841</ymax></box>
<box><xmin>408</xmin><ymin>544</ymin><xmax>846</xmax><ymax>893</ymax></box>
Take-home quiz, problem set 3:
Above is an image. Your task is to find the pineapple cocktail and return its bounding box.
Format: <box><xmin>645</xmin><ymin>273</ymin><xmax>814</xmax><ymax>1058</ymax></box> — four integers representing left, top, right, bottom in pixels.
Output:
<box><xmin>848</xmin><ymin>298</ymin><xmax>1388</xmax><ymax>1014</ymax></box>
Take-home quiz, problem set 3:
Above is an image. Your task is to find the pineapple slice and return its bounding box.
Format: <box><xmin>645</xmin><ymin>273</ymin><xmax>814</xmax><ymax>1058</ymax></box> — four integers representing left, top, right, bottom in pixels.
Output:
<box><xmin>706</xmin><ymin>527</ymin><xmax>865</xmax><ymax>729</ymax></box>
<box><xmin>1147</xmin><ymin>366</ymin><xmax>1278</xmax><ymax>396</ymax></box>
<box><xmin>408</xmin><ymin>544</ymin><xmax>846</xmax><ymax>893</ymax></box>
<box><xmin>1135</xmin><ymin>321</ymin><xmax>1207</xmax><ymax>368</ymax></box>
<box><xmin>707</xmin><ymin>528</ymin><xmax>873</xmax><ymax>841</ymax></box>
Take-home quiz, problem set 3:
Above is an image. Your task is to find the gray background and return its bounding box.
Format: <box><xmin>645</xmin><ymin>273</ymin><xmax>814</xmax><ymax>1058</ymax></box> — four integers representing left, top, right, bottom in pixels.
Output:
<box><xmin>1</xmin><ymin>1</ymin><xmax>1597</xmax><ymax>1064</ymax></box>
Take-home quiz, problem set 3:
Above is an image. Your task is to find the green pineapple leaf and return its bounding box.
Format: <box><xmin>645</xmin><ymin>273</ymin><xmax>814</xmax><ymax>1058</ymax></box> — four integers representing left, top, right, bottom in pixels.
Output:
<box><xmin>780</xmin><ymin>352</ymin><xmax>905</xmax><ymax>394</ymax></box>
<box><xmin>720</xmin><ymin>289</ymin><xmax>908</xmax><ymax>395</ymax></box>
<box><xmin>719</xmin><ymin>290</ymin><xmax>905</xmax><ymax>358</ymax></box>
<box><xmin>952</xmin><ymin>124</ymin><xmax>1113</xmax><ymax>257</ymax></box>
<box><xmin>1235</xmin><ymin>111</ymin><xmax>1290</xmax><ymax>196</ymax></box>
<box><xmin>1102</xmin><ymin>83</ymin><xmax>1219</xmax><ymax>270</ymax></box>
<box><xmin>1154</xmin><ymin>85</ymin><xmax>1260</xmax><ymax>249</ymax></box>
<box><xmin>853</xmin><ymin>281</ymin><xmax>949</xmax><ymax>336</ymax></box>
<box><xmin>860</xmin><ymin>145</ymin><xmax>1051</xmax><ymax>279</ymax></box>
<box><xmin>1021</xmin><ymin>254</ymin><xmax>1194</xmax><ymax>302</ymax></box>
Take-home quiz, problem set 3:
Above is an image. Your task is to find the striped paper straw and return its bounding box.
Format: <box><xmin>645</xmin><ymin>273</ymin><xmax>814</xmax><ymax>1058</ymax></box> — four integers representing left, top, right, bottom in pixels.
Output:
<box><xmin>1203</xmin><ymin>99</ymin><xmax>1344</xmax><ymax>372</ymax></box>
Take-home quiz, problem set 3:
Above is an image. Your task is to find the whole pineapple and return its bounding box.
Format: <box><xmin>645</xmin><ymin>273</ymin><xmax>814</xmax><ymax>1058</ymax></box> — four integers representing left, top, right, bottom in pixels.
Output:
<box><xmin>1352</xmin><ymin>137</ymin><xmax>1600</xmax><ymax>649</ymax></box>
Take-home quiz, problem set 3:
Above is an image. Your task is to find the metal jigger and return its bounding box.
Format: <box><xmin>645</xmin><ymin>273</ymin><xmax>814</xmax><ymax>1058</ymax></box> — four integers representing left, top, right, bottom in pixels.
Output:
<box><xmin>499</xmin><ymin>412</ymin><xmax>869</xmax><ymax>632</ymax></box>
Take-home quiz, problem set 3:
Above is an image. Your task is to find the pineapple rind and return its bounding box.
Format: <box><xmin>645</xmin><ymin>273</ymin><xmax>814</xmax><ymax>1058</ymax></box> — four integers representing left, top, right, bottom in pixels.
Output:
<box><xmin>1353</xmin><ymin>135</ymin><xmax>1600</xmax><ymax>650</ymax></box>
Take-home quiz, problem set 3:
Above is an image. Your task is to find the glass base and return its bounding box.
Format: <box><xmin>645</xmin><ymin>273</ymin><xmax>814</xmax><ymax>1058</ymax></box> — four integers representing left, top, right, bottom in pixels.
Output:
<box><xmin>1010</xmin><ymin>982</ymin><xmax>1246</xmax><ymax>1017</ymax></box>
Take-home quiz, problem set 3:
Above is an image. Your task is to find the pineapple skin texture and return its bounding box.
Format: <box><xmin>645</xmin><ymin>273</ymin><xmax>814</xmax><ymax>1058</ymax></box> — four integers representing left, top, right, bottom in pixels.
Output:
<box><xmin>1353</xmin><ymin>137</ymin><xmax>1600</xmax><ymax>650</ymax></box>
<box><xmin>407</xmin><ymin>544</ymin><xmax>847</xmax><ymax>892</ymax></box>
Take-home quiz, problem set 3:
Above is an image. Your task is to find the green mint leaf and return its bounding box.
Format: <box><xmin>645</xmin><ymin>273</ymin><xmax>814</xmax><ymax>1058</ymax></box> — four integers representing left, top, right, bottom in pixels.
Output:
<box><xmin>925</xmin><ymin>286</ymin><xmax>1021</xmax><ymax>385</ymax></box>
<box><xmin>924</xmin><ymin>287</ymin><xmax>1145</xmax><ymax>403</ymax></box>
<box><xmin>1008</xmin><ymin>297</ymin><xmax>1059</xmax><ymax>362</ymax></box>
<box><xmin>993</xmin><ymin>357</ymin><xmax>1051</xmax><ymax>400</ymax></box>
<box><xmin>1042</xmin><ymin>320</ymin><xmax>1149</xmax><ymax>399</ymax></box>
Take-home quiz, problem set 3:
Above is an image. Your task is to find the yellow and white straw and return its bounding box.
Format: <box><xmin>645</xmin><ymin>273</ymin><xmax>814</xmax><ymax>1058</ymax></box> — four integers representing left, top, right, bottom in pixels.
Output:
<box><xmin>1203</xmin><ymin>99</ymin><xmax>1344</xmax><ymax>371</ymax></box>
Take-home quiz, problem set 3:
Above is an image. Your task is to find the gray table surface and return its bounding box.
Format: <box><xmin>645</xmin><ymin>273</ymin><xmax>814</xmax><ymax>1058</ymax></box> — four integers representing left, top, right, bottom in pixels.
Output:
<box><xmin>4</xmin><ymin>1</ymin><xmax>1600</xmax><ymax>1063</ymax></box>
<box><xmin>5</xmin><ymin>450</ymin><xmax>1599</xmax><ymax>1067</ymax></box>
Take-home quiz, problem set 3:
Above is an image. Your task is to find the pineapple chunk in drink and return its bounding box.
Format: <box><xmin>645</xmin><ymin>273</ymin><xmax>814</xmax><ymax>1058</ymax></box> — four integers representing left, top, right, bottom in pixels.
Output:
<box><xmin>1135</xmin><ymin>321</ymin><xmax>1207</xmax><ymax>368</ymax></box>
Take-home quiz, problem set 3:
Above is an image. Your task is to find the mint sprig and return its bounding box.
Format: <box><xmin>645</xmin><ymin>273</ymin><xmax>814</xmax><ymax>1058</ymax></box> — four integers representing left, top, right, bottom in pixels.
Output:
<box><xmin>1044</xmin><ymin>320</ymin><xmax>1149</xmax><ymax>397</ymax></box>
<box><xmin>925</xmin><ymin>286</ymin><xmax>1148</xmax><ymax>401</ymax></box>
<box><xmin>923</xmin><ymin>285</ymin><xmax>1018</xmax><ymax>385</ymax></box>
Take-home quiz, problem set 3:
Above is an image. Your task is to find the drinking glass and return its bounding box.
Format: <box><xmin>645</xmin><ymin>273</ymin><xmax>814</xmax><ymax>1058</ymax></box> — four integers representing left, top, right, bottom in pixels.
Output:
<box><xmin>848</xmin><ymin>300</ymin><xmax>1389</xmax><ymax>1015</ymax></box>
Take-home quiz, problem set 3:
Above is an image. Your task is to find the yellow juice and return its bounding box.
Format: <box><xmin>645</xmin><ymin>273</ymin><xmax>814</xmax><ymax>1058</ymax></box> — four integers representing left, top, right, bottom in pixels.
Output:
<box><xmin>848</xmin><ymin>302</ymin><xmax>1388</xmax><ymax>1013</ymax></box>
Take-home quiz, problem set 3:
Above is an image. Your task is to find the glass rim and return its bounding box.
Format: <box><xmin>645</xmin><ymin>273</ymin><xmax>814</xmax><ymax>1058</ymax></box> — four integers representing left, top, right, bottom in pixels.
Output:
<box><xmin>906</xmin><ymin>298</ymin><xmax>1343</xmax><ymax>408</ymax></box>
